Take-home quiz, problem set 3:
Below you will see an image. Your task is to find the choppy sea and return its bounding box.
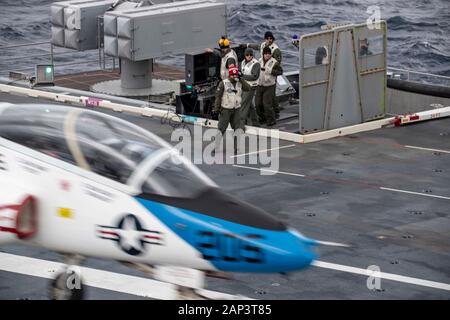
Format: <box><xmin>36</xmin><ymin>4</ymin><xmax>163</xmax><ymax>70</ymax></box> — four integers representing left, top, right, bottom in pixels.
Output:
<box><xmin>0</xmin><ymin>0</ymin><xmax>449</xmax><ymax>77</ymax></box>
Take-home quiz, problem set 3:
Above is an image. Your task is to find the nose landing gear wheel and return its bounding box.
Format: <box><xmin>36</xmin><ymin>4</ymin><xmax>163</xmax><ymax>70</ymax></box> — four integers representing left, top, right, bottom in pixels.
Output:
<box><xmin>49</xmin><ymin>270</ymin><xmax>85</xmax><ymax>300</ymax></box>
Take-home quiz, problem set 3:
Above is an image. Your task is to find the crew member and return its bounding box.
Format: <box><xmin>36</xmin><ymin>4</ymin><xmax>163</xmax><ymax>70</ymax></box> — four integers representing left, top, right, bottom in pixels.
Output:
<box><xmin>359</xmin><ymin>38</ymin><xmax>372</xmax><ymax>56</ymax></box>
<box><xmin>206</xmin><ymin>36</ymin><xmax>238</xmax><ymax>80</ymax></box>
<box><xmin>244</xmin><ymin>31</ymin><xmax>282</xmax><ymax>64</ymax></box>
<box><xmin>239</xmin><ymin>48</ymin><xmax>260</xmax><ymax>126</ymax></box>
<box><xmin>243</xmin><ymin>31</ymin><xmax>282</xmax><ymax>117</ymax></box>
<box><xmin>292</xmin><ymin>34</ymin><xmax>300</xmax><ymax>48</ymax></box>
<box><xmin>214</xmin><ymin>65</ymin><xmax>251</xmax><ymax>151</ymax></box>
<box><xmin>315</xmin><ymin>46</ymin><xmax>329</xmax><ymax>65</ymax></box>
<box><xmin>255</xmin><ymin>47</ymin><xmax>283</xmax><ymax>127</ymax></box>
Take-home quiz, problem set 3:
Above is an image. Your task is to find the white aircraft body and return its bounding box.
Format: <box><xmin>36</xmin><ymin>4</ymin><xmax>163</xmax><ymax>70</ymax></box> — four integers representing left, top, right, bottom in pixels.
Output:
<box><xmin>0</xmin><ymin>103</ymin><xmax>324</xmax><ymax>299</ymax></box>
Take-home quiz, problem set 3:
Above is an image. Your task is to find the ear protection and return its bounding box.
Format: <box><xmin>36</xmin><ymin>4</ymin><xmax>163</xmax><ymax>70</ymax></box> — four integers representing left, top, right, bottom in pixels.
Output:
<box><xmin>218</xmin><ymin>36</ymin><xmax>230</xmax><ymax>48</ymax></box>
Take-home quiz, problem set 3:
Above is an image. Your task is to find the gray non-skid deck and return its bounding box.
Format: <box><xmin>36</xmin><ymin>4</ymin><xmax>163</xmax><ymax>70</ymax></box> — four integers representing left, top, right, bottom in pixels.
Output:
<box><xmin>0</xmin><ymin>91</ymin><xmax>449</xmax><ymax>299</ymax></box>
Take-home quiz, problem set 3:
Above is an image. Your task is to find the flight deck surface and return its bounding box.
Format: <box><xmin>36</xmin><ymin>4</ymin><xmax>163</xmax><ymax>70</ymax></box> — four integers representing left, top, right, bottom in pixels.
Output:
<box><xmin>0</xmin><ymin>92</ymin><xmax>449</xmax><ymax>299</ymax></box>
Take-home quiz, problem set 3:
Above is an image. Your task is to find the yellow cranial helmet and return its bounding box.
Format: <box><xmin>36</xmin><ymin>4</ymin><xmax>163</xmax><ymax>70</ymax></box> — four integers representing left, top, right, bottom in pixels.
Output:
<box><xmin>218</xmin><ymin>36</ymin><xmax>230</xmax><ymax>48</ymax></box>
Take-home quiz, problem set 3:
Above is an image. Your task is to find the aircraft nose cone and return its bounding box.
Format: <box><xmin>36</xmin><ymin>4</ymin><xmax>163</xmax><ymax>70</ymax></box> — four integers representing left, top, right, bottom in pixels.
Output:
<box><xmin>288</xmin><ymin>240</ymin><xmax>317</xmax><ymax>270</ymax></box>
<box><xmin>271</xmin><ymin>232</ymin><xmax>317</xmax><ymax>272</ymax></box>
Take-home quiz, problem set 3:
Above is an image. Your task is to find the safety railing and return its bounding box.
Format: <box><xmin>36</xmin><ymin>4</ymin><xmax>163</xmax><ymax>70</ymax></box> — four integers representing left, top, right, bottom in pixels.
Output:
<box><xmin>0</xmin><ymin>40</ymin><xmax>116</xmax><ymax>77</ymax></box>
<box><xmin>283</xmin><ymin>46</ymin><xmax>449</xmax><ymax>88</ymax></box>
<box><xmin>387</xmin><ymin>67</ymin><xmax>450</xmax><ymax>87</ymax></box>
<box><xmin>283</xmin><ymin>49</ymin><xmax>300</xmax><ymax>73</ymax></box>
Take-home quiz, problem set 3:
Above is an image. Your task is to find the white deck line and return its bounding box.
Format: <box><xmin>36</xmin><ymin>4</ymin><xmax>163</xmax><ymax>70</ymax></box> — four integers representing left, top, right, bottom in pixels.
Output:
<box><xmin>232</xmin><ymin>165</ymin><xmax>306</xmax><ymax>177</ymax></box>
<box><xmin>230</xmin><ymin>144</ymin><xmax>296</xmax><ymax>158</ymax></box>
<box><xmin>380</xmin><ymin>187</ymin><xmax>450</xmax><ymax>200</ymax></box>
<box><xmin>404</xmin><ymin>145</ymin><xmax>450</xmax><ymax>154</ymax></box>
<box><xmin>312</xmin><ymin>260</ymin><xmax>450</xmax><ymax>291</ymax></box>
<box><xmin>0</xmin><ymin>252</ymin><xmax>246</xmax><ymax>300</ymax></box>
<box><xmin>233</xmin><ymin>165</ymin><xmax>450</xmax><ymax>201</ymax></box>
<box><xmin>1</xmin><ymin>252</ymin><xmax>449</xmax><ymax>297</ymax></box>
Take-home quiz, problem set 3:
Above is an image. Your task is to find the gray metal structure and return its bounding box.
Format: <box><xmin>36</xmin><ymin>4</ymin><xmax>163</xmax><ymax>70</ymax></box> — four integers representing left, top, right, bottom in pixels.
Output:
<box><xmin>50</xmin><ymin>0</ymin><xmax>226</xmax><ymax>96</ymax></box>
<box><xmin>102</xmin><ymin>0</ymin><xmax>226</xmax><ymax>93</ymax></box>
<box><xmin>51</xmin><ymin>0</ymin><xmax>116</xmax><ymax>51</ymax></box>
<box><xmin>299</xmin><ymin>22</ymin><xmax>387</xmax><ymax>134</ymax></box>
<box><xmin>103</xmin><ymin>0</ymin><xmax>225</xmax><ymax>61</ymax></box>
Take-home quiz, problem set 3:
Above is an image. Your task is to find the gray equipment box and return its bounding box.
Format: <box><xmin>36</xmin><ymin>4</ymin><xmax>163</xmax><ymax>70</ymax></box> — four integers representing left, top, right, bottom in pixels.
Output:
<box><xmin>276</xmin><ymin>75</ymin><xmax>296</xmax><ymax>102</ymax></box>
<box><xmin>185</xmin><ymin>51</ymin><xmax>220</xmax><ymax>86</ymax></box>
<box><xmin>35</xmin><ymin>65</ymin><xmax>55</xmax><ymax>86</ymax></box>
<box><xmin>51</xmin><ymin>0</ymin><xmax>115</xmax><ymax>51</ymax></box>
<box><xmin>103</xmin><ymin>0</ymin><xmax>226</xmax><ymax>61</ymax></box>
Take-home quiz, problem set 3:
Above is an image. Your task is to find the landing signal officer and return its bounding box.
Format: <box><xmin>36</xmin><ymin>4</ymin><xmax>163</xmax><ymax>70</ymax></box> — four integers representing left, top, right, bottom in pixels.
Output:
<box><xmin>206</xmin><ymin>36</ymin><xmax>238</xmax><ymax>80</ymax></box>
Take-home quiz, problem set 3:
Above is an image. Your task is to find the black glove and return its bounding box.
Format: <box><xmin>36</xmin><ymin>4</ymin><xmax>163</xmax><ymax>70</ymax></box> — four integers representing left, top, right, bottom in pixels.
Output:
<box><xmin>211</xmin><ymin>109</ymin><xmax>220</xmax><ymax>119</ymax></box>
<box><xmin>238</xmin><ymin>71</ymin><xmax>243</xmax><ymax>78</ymax></box>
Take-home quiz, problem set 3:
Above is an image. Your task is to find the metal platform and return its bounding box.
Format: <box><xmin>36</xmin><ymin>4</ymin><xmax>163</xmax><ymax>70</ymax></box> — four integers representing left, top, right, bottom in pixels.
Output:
<box><xmin>51</xmin><ymin>63</ymin><xmax>301</xmax><ymax>131</ymax></box>
<box><xmin>0</xmin><ymin>91</ymin><xmax>449</xmax><ymax>299</ymax></box>
<box><xmin>91</xmin><ymin>79</ymin><xmax>180</xmax><ymax>97</ymax></box>
<box><xmin>54</xmin><ymin>63</ymin><xmax>185</xmax><ymax>91</ymax></box>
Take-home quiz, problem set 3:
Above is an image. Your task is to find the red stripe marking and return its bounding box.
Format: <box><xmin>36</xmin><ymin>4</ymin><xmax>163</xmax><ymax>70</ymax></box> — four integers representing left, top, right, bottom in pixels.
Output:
<box><xmin>144</xmin><ymin>235</ymin><xmax>161</xmax><ymax>240</ymax></box>
<box><xmin>0</xmin><ymin>205</ymin><xmax>20</xmax><ymax>212</ymax></box>
<box><xmin>100</xmin><ymin>231</ymin><xmax>119</xmax><ymax>237</ymax></box>
<box><xmin>0</xmin><ymin>227</ymin><xmax>16</xmax><ymax>234</ymax></box>
<box><xmin>409</xmin><ymin>115</ymin><xmax>419</xmax><ymax>120</ymax></box>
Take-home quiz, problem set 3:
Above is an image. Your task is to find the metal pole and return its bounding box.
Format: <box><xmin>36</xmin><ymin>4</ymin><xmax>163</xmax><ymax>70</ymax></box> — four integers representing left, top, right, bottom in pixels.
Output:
<box><xmin>50</xmin><ymin>43</ymin><xmax>54</xmax><ymax>67</ymax></box>
<box><xmin>99</xmin><ymin>35</ymin><xmax>102</xmax><ymax>69</ymax></box>
<box><xmin>98</xmin><ymin>16</ymin><xmax>104</xmax><ymax>70</ymax></box>
<box><xmin>98</xmin><ymin>16</ymin><xmax>100</xmax><ymax>69</ymax></box>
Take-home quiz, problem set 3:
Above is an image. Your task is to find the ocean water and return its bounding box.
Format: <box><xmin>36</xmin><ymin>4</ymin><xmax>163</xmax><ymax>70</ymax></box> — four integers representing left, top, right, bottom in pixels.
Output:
<box><xmin>0</xmin><ymin>0</ymin><xmax>449</xmax><ymax>77</ymax></box>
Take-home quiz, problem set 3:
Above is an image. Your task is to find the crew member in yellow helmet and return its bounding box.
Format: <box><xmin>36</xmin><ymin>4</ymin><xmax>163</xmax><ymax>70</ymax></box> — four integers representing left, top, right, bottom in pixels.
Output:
<box><xmin>205</xmin><ymin>36</ymin><xmax>238</xmax><ymax>80</ymax></box>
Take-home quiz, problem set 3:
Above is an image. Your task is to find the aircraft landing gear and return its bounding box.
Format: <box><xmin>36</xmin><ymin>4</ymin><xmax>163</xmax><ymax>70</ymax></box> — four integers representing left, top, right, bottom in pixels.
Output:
<box><xmin>49</xmin><ymin>269</ymin><xmax>85</xmax><ymax>300</ymax></box>
<box><xmin>121</xmin><ymin>262</ymin><xmax>211</xmax><ymax>300</ymax></box>
<box><xmin>49</xmin><ymin>254</ymin><xmax>85</xmax><ymax>300</ymax></box>
<box><xmin>176</xmin><ymin>286</ymin><xmax>207</xmax><ymax>300</ymax></box>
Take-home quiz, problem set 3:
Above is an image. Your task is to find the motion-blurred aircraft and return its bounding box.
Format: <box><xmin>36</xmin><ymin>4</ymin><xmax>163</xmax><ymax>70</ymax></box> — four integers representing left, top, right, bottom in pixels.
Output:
<box><xmin>0</xmin><ymin>103</ymin><xmax>343</xmax><ymax>299</ymax></box>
